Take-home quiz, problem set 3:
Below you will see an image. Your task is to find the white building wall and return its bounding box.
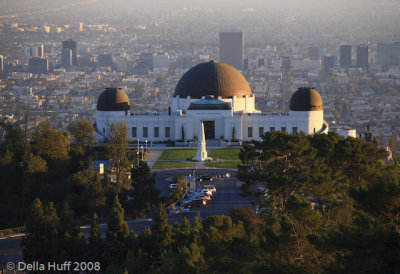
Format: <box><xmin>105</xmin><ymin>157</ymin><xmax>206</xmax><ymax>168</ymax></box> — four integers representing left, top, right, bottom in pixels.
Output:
<box><xmin>96</xmin><ymin>107</ymin><xmax>328</xmax><ymax>142</ymax></box>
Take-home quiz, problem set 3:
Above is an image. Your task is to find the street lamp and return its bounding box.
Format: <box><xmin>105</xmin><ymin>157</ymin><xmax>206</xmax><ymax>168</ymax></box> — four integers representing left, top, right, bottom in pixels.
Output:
<box><xmin>141</xmin><ymin>146</ymin><xmax>144</xmax><ymax>160</ymax></box>
<box><xmin>145</xmin><ymin>140</ymin><xmax>148</xmax><ymax>153</ymax></box>
<box><xmin>137</xmin><ymin>151</ymin><xmax>139</xmax><ymax>164</ymax></box>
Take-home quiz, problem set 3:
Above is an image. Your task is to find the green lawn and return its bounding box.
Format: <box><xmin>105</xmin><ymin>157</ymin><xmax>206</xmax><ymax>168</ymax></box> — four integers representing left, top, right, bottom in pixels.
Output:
<box><xmin>208</xmin><ymin>149</ymin><xmax>241</xmax><ymax>160</ymax></box>
<box><xmin>204</xmin><ymin>161</ymin><xmax>241</xmax><ymax>169</ymax></box>
<box><xmin>158</xmin><ymin>149</ymin><xmax>197</xmax><ymax>160</ymax></box>
<box><xmin>152</xmin><ymin>161</ymin><xmax>196</xmax><ymax>169</ymax></box>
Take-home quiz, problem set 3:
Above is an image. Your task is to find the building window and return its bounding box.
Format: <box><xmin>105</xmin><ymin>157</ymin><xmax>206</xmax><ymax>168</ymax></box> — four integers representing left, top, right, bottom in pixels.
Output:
<box><xmin>248</xmin><ymin>127</ymin><xmax>253</xmax><ymax>138</ymax></box>
<box><xmin>143</xmin><ymin>127</ymin><xmax>148</xmax><ymax>138</ymax></box>
<box><xmin>165</xmin><ymin>127</ymin><xmax>170</xmax><ymax>138</ymax></box>
<box><xmin>281</xmin><ymin>127</ymin><xmax>286</xmax><ymax>133</ymax></box>
<box><xmin>132</xmin><ymin>127</ymin><xmax>137</xmax><ymax>138</ymax></box>
<box><xmin>259</xmin><ymin>127</ymin><xmax>264</xmax><ymax>138</ymax></box>
<box><xmin>154</xmin><ymin>127</ymin><xmax>159</xmax><ymax>138</ymax></box>
<box><xmin>270</xmin><ymin>127</ymin><xmax>275</xmax><ymax>132</ymax></box>
<box><xmin>292</xmin><ymin>127</ymin><xmax>297</xmax><ymax>134</ymax></box>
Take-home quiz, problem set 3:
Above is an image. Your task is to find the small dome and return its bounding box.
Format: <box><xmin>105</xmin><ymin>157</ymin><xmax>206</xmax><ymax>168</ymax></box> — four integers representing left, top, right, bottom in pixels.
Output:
<box><xmin>97</xmin><ymin>88</ymin><xmax>130</xmax><ymax>111</ymax></box>
<box><xmin>290</xmin><ymin>87</ymin><xmax>323</xmax><ymax>111</ymax></box>
<box><xmin>174</xmin><ymin>60</ymin><xmax>252</xmax><ymax>99</ymax></box>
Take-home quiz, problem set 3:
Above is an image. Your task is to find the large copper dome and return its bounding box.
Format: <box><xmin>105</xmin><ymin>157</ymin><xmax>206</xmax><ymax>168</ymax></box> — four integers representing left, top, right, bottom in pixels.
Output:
<box><xmin>97</xmin><ymin>88</ymin><xmax>130</xmax><ymax>111</ymax></box>
<box><xmin>290</xmin><ymin>87</ymin><xmax>323</xmax><ymax>111</ymax></box>
<box><xmin>174</xmin><ymin>60</ymin><xmax>252</xmax><ymax>99</ymax></box>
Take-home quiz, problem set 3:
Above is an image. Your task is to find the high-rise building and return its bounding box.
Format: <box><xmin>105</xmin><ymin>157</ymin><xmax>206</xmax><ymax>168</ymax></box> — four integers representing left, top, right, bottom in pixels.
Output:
<box><xmin>140</xmin><ymin>53</ymin><xmax>153</xmax><ymax>71</ymax></box>
<box><xmin>98</xmin><ymin>54</ymin><xmax>113</xmax><ymax>67</ymax></box>
<box><xmin>0</xmin><ymin>55</ymin><xmax>3</xmax><ymax>72</ymax></box>
<box><xmin>244</xmin><ymin>57</ymin><xmax>249</xmax><ymax>70</ymax></box>
<box><xmin>29</xmin><ymin>57</ymin><xmax>48</xmax><ymax>74</ymax></box>
<box><xmin>323</xmin><ymin>55</ymin><xmax>336</xmax><ymax>75</ymax></box>
<box><xmin>219</xmin><ymin>30</ymin><xmax>244</xmax><ymax>70</ymax></box>
<box><xmin>153</xmin><ymin>55</ymin><xmax>169</xmax><ymax>70</ymax></box>
<box><xmin>38</xmin><ymin>44</ymin><xmax>44</xmax><ymax>57</ymax></box>
<box><xmin>340</xmin><ymin>45</ymin><xmax>352</xmax><ymax>69</ymax></box>
<box><xmin>377</xmin><ymin>42</ymin><xmax>400</xmax><ymax>71</ymax></box>
<box><xmin>257</xmin><ymin>58</ymin><xmax>265</xmax><ymax>68</ymax></box>
<box><xmin>281</xmin><ymin>56</ymin><xmax>291</xmax><ymax>73</ymax></box>
<box><xmin>307</xmin><ymin>46</ymin><xmax>320</xmax><ymax>60</ymax></box>
<box><xmin>61</xmin><ymin>39</ymin><xmax>78</xmax><ymax>67</ymax></box>
<box><xmin>356</xmin><ymin>45</ymin><xmax>368</xmax><ymax>69</ymax></box>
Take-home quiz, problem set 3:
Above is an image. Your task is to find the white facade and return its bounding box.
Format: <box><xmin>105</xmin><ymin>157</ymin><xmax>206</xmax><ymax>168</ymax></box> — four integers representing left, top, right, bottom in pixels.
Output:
<box><xmin>96</xmin><ymin>94</ymin><xmax>328</xmax><ymax>142</ymax></box>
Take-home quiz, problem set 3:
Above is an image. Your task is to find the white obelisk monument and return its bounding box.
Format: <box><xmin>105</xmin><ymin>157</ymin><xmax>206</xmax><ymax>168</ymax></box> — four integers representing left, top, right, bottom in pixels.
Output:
<box><xmin>193</xmin><ymin>122</ymin><xmax>212</xmax><ymax>161</ymax></box>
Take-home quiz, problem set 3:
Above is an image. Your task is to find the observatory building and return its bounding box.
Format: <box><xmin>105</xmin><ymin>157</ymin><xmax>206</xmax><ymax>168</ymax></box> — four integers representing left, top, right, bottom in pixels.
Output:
<box><xmin>96</xmin><ymin>60</ymin><xmax>328</xmax><ymax>142</ymax></box>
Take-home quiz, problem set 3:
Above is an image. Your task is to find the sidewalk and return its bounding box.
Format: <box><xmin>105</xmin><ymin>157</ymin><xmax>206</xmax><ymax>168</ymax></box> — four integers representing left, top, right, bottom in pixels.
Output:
<box><xmin>145</xmin><ymin>148</ymin><xmax>164</xmax><ymax>168</ymax></box>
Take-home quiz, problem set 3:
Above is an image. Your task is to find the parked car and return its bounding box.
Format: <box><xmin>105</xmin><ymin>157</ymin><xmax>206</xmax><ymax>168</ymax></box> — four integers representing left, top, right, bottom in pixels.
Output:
<box><xmin>186</xmin><ymin>199</ymin><xmax>206</xmax><ymax>208</ymax></box>
<box><xmin>195</xmin><ymin>189</ymin><xmax>213</xmax><ymax>197</ymax></box>
<box><xmin>169</xmin><ymin>184</ymin><xmax>177</xmax><ymax>189</ymax></box>
<box><xmin>202</xmin><ymin>185</ymin><xmax>216</xmax><ymax>193</ymax></box>
<box><xmin>196</xmin><ymin>175</ymin><xmax>213</xmax><ymax>182</ymax></box>
<box><xmin>195</xmin><ymin>193</ymin><xmax>211</xmax><ymax>201</ymax></box>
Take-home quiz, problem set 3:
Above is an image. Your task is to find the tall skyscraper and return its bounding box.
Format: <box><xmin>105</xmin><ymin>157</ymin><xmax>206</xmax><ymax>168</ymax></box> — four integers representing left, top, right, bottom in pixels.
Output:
<box><xmin>307</xmin><ymin>46</ymin><xmax>320</xmax><ymax>60</ymax></box>
<box><xmin>98</xmin><ymin>54</ymin><xmax>113</xmax><ymax>67</ymax></box>
<box><xmin>323</xmin><ymin>55</ymin><xmax>336</xmax><ymax>75</ymax></box>
<box><xmin>356</xmin><ymin>45</ymin><xmax>368</xmax><ymax>69</ymax></box>
<box><xmin>219</xmin><ymin>30</ymin><xmax>244</xmax><ymax>70</ymax></box>
<box><xmin>340</xmin><ymin>45</ymin><xmax>352</xmax><ymax>69</ymax></box>
<box><xmin>377</xmin><ymin>42</ymin><xmax>400</xmax><ymax>71</ymax></box>
<box><xmin>61</xmin><ymin>39</ymin><xmax>78</xmax><ymax>67</ymax></box>
<box><xmin>281</xmin><ymin>56</ymin><xmax>291</xmax><ymax>73</ymax></box>
<box><xmin>29</xmin><ymin>57</ymin><xmax>48</xmax><ymax>74</ymax></box>
<box><xmin>140</xmin><ymin>53</ymin><xmax>154</xmax><ymax>71</ymax></box>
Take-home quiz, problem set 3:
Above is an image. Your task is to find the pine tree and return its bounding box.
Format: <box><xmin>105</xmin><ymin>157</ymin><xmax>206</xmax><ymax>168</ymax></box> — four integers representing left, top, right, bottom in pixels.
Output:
<box><xmin>22</xmin><ymin>199</ymin><xmax>59</xmax><ymax>263</ymax></box>
<box><xmin>150</xmin><ymin>204</ymin><xmax>173</xmax><ymax>265</ymax></box>
<box><xmin>57</xmin><ymin>202</ymin><xmax>85</xmax><ymax>262</ymax></box>
<box><xmin>87</xmin><ymin>213</ymin><xmax>105</xmax><ymax>264</ymax></box>
<box><xmin>128</xmin><ymin>161</ymin><xmax>160</xmax><ymax>214</ymax></box>
<box><xmin>105</xmin><ymin>195</ymin><xmax>130</xmax><ymax>265</ymax></box>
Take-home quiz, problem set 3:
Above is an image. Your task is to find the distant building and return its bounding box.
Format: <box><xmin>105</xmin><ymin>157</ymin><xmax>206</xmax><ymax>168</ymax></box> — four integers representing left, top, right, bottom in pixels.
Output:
<box><xmin>98</xmin><ymin>54</ymin><xmax>113</xmax><ymax>67</ymax></box>
<box><xmin>337</xmin><ymin>128</ymin><xmax>356</xmax><ymax>138</ymax></box>
<box><xmin>377</xmin><ymin>42</ymin><xmax>400</xmax><ymax>71</ymax></box>
<box><xmin>340</xmin><ymin>44</ymin><xmax>352</xmax><ymax>69</ymax></box>
<box><xmin>257</xmin><ymin>58</ymin><xmax>265</xmax><ymax>68</ymax></box>
<box><xmin>356</xmin><ymin>45</ymin><xmax>368</xmax><ymax>69</ymax></box>
<box><xmin>29</xmin><ymin>57</ymin><xmax>48</xmax><ymax>74</ymax></box>
<box><xmin>133</xmin><ymin>61</ymin><xmax>149</xmax><ymax>75</ymax></box>
<box><xmin>79</xmin><ymin>55</ymin><xmax>96</xmax><ymax>68</ymax></box>
<box><xmin>61</xmin><ymin>39</ymin><xmax>78</xmax><ymax>67</ymax></box>
<box><xmin>281</xmin><ymin>56</ymin><xmax>291</xmax><ymax>73</ymax></box>
<box><xmin>153</xmin><ymin>55</ymin><xmax>169</xmax><ymax>70</ymax></box>
<box><xmin>244</xmin><ymin>57</ymin><xmax>249</xmax><ymax>70</ymax></box>
<box><xmin>322</xmin><ymin>55</ymin><xmax>335</xmax><ymax>75</ymax></box>
<box><xmin>140</xmin><ymin>53</ymin><xmax>153</xmax><ymax>71</ymax></box>
<box><xmin>25</xmin><ymin>45</ymin><xmax>44</xmax><ymax>59</ymax></box>
<box><xmin>307</xmin><ymin>46</ymin><xmax>320</xmax><ymax>60</ymax></box>
<box><xmin>219</xmin><ymin>30</ymin><xmax>244</xmax><ymax>70</ymax></box>
<box><xmin>0</xmin><ymin>55</ymin><xmax>3</xmax><ymax>72</ymax></box>
<box><xmin>79</xmin><ymin>22</ymin><xmax>84</xmax><ymax>32</ymax></box>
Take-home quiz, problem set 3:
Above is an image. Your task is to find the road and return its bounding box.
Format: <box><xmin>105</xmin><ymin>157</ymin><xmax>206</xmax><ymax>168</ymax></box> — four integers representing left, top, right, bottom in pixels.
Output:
<box><xmin>0</xmin><ymin>169</ymin><xmax>254</xmax><ymax>268</ymax></box>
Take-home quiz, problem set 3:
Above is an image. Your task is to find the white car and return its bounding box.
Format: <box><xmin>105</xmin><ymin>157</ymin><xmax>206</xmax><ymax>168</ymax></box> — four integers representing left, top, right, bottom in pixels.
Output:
<box><xmin>169</xmin><ymin>184</ymin><xmax>177</xmax><ymax>189</ymax></box>
<box><xmin>195</xmin><ymin>189</ymin><xmax>213</xmax><ymax>197</ymax></box>
<box><xmin>202</xmin><ymin>185</ymin><xmax>216</xmax><ymax>193</ymax></box>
